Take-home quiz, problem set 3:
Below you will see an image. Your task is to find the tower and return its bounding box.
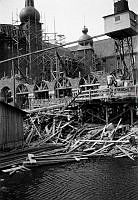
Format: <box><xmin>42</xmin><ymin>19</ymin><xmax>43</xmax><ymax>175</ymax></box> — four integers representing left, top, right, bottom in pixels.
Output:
<box><xmin>77</xmin><ymin>26</ymin><xmax>96</xmax><ymax>81</ymax></box>
<box><xmin>103</xmin><ymin>0</ymin><xmax>138</xmax><ymax>83</ymax></box>
<box><xmin>19</xmin><ymin>0</ymin><xmax>42</xmax><ymax>80</ymax></box>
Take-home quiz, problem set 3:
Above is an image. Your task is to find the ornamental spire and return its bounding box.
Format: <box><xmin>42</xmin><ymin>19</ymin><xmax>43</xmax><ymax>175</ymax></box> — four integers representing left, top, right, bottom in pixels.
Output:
<box><xmin>25</xmin><ymin>0</ymin><xmax>34</xmax><ymax>7</ymax></box>
<box><xmin>82</xmin><ymin>26</ymin><xmax>88</xmax><ymax>35</ymax></box>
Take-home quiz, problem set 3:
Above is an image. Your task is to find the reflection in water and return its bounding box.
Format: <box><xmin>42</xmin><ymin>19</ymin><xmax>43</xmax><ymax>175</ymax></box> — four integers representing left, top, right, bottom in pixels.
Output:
<box><xmin>1</xmin><ymin>157</ymin><xmax>138</xmax><ymax>200</ymax></box>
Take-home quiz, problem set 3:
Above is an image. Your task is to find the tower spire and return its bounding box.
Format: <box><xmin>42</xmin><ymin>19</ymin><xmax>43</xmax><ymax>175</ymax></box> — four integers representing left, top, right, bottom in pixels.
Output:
<box><xmin>25</xmin><ymin>0</ymin><xmax>34</xmax><ymax>7</ymax></box>
<box><xmin>20</xmin><ymin>0</ymin><xmax>40</xmax><ymax>23</ymax></box>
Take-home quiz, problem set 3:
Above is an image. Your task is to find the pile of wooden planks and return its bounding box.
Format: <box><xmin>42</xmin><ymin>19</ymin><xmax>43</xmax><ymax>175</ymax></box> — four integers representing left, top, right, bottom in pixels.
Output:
<box><xmin>2</xmin><ymin>165</ymin><xmax>30</xmax><ymax>175</ymax></box>
<box><xmin>23</xmin><ymin>109</ymin><xmax>138</xmax><ymax>167</ymax></box>
<box><xmin>2</xmin><ymin>108</ymin><xmax>138</xmax><ymax>173</ymax></box>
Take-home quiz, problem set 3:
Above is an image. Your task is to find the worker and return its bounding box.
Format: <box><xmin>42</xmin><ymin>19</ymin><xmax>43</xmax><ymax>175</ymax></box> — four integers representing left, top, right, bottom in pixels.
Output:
<box><xmin>116</xmin><ymin>75</ymin><xmax>124</xmax><ymax>87</ymax></box>
<box><xmin>107</xmin><ymin>74</ymin><xmax>117</xmax><ymax>88</ymax></box>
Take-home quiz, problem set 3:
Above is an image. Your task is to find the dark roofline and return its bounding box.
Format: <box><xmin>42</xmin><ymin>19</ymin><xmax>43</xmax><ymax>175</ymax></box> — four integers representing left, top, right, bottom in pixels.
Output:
<box><xmin>0</xmin><ymin>101</ymin><xmax>28</xmax><ymax>115</ymax></box>
<box><xmin>103</xmin><ymin>10</ymin><xmax>137</xmax><ymax>18</ymax></box>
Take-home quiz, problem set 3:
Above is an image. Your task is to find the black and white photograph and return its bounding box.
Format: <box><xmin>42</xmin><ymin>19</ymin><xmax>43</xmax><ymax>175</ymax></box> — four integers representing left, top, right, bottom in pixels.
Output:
<box><xmin>0</xmin><ymin>0</ymin><xmax>138</xmax><ymax>199</ymax></box>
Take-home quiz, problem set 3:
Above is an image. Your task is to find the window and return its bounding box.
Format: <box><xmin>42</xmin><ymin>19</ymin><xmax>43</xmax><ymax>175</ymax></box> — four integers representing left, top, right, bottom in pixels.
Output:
<box><xmin>115</xmin><ymin>16</ymin><xmax>120</xmax><ymax>22</ymax></box>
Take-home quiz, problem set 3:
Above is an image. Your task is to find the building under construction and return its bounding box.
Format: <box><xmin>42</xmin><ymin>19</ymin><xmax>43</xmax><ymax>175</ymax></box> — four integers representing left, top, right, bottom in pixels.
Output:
<box><xmin>0</xmin><ymin>0</ymin><xmax>137</xmax><ymax>116</ymax></box>
<box><xmin>0</xmin><ymin>0</ymin><xmax>138</xmax><ymax>165</ymax></box>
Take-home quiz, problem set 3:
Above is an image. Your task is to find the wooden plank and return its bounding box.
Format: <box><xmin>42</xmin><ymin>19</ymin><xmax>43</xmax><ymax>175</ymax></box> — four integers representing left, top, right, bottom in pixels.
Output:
<box><xmin>110</xmin><ymin>118</ymin><xmax>122</xmax><ymax>139</ymax></box>
<box><xmin>86</xmin><ymin>131</ymin><xmax>137</xmax><ymax>157</ymax></box>
<box><xmin>75</xmin><ymin>85</ymin><xmax>136</xmax><ymax>102</ymax></box>
<box><xmin>116</xmin><ymin>145</ymin><xmax>134</xmax><ymax>160</ymax></box>
<box><xmin>27</xmin><ymin>103</ymin><xmax>65</xmax><ymax>113</ymax></box>
<box><xmin>80</xmin><ymin>139</ymin><xmax>129</xmax><ymax>143</ymax></box>
<box><xmin>29</xmin><ymin>115</ymin><xmax>42</xmax><ymax>138</ymax></box>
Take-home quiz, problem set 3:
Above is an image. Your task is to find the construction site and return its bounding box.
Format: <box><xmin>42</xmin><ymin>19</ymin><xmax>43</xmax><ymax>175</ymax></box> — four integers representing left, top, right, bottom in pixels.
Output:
<box><xmin>0</xmin><ymin>0</ymin><xmax>138</xmax><ymax>173</ymax></box>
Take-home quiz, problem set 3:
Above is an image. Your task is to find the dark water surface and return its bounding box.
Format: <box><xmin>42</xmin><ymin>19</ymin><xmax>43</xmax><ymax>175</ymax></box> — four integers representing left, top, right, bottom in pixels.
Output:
<box><xmin>1</xmin><ymin>157</ymin><xmax>138</xmax><ymax>200</ymax></box>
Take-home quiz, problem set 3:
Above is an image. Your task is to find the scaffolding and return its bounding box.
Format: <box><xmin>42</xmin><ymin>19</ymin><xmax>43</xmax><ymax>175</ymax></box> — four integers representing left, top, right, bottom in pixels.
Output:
<box><xmin>114</xmin><ymin>36</ymin><xmax>135</xmax><ymax>82</ymax></box>
<box><xmin>103</xmin><ymin>0</ymin><xmax>137</xmax><ymax>84</ymax></box>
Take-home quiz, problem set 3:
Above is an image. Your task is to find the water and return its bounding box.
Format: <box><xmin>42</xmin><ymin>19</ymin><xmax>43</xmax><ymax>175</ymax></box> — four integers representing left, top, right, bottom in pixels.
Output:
<box><xmin>1</xmin><ymin>157</ymin><xmax>138</xmax><ymax>200</ymax></box>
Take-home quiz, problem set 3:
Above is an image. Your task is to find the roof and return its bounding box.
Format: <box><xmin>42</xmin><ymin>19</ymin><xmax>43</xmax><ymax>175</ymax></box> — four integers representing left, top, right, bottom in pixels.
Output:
<box><xmin>103</xmin><ymin>10</ymin><xmax>137</xmax><ymax>18</ymax></box>
<box><xmin>0</xmin><ymin>24</ymin><xmax>24</xmax><ymax>39</ymax></box>
<box><xmin>0</xmin><ymin>101</ymin><xmax>27</xmax><ymax>115</ymax></box>
<box><xmin>93</xmin><ymin>38</ymin><xmax>115</xmax><ymax>57</ymax></box>
<box><xmin>68</xmin><ymin>45</ymin><xmax>78</xmax><ymax>52</ymax></box>
<box><xmin>69</xmin><ymin>35</ymin><xmax>138</xmax><ymax>58</ymax></box>
<box><xmin>77</xmin><ymin>44</ymin><xmax>93</xmax><ymax>51</ymax></box>
<box><xmin>94</xmin><ymin>36</ymin><xmax>138</xmax><ymax>57</ymax></box>
<box><xmin>42</xmin><ymin>42</ymin><xmax>74</xmax><ymax>59</ymax></box>
<box><xmin>68</xmin><ymin>38</ymin><xmax>115</xmax><ymax>57</ymax></box>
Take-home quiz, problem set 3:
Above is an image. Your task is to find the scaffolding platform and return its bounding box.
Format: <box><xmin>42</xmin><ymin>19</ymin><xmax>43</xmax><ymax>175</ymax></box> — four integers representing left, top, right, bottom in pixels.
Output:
<box><xmin>75</xmin><ymin>85</ymin><xmax>138</xmax><ymax>102</ymax></box>
<box><xmin>75</xmin><ymin>85</ymin><xmax>138</xmax><ymax>125</ymax></box>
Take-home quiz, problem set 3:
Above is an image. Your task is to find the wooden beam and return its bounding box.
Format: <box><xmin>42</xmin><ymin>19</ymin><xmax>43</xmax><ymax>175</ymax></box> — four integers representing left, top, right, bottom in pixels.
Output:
<box><xmin>26</xmin><ymin>103</ymin><xmax>65</xmax><ymax>113</ymax></box>
<box><xmin>130</xmin><ymin>106</ymin><xmax>134</xmax><ymax>125</ymax></box>
<box><xmin>86</xmin><ymin>131</ymin><xmax>137</xmax><ymax>157</ymax></box>
<box><xmin>80</xmin><ymin>139</ymin><xmax>129</xmax><ymax>143</ymax></box>
<box><xmin>116</xmin><ymin>145</ymin><xmax>134</xmax><ymax>160</ymax></box>
<box><xmin>105</xmin><ymin>105</ymin><xmax>108</xmax><ymax>125</ymax></box>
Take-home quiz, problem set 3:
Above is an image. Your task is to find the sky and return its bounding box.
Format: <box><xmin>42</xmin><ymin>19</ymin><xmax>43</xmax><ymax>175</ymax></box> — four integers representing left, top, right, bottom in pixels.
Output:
<box><xmin>0</xmin><ymin>0</ymin><xmax>137</xmax><ymax>43</ymax></box>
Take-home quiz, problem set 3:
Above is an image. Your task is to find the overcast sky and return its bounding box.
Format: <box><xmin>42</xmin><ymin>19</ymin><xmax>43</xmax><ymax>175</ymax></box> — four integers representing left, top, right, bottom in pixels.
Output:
<box><xmin>0</xmin><ymin>0</ymin><xmax>137</xmax><ymax>43</ymax></box>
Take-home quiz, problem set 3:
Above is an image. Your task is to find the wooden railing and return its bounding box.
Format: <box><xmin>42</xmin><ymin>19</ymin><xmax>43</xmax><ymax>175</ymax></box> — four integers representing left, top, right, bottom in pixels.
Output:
<box><xmin>75</xmin><ymin>85</ymin><xmax>138</xmax><ymax>101</ymax></box>
<box><xmin>28</xmin><ymin>85</ymin><xmax>138</xmax><ymax>109</ymax></box>
<box><xmin>29</xmin><ymin>97</ymin><xmax>72</xmax><ymax>109</ymax></box>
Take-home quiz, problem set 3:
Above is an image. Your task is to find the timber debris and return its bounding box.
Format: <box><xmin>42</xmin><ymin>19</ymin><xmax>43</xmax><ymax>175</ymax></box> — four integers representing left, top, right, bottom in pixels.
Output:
<box><xmin>2</xmin><ymin>165</ymin><xmax>30</xmax><ymax>175</ymax></box>
<box><xmin>2</xmin><ymin>110</ymin><xmax>138</xmax><ymax>174</ymax></box>
<box><xmin>22</xmin><ymin>107</ymin><xmax>138</xmax><ymax>168</ymax></box>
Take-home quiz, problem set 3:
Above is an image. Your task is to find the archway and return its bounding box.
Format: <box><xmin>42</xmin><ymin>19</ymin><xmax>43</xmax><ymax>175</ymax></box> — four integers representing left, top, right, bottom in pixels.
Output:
<box><xmin>1</xmin><ymin>86</ymin><xmax>12</xmax><ymax>103</ymax></box>
<box><xmin>84</xmin><ymin>74</ymin><xmax>98</xmax><ymax>84</ymax></box>
<box><xmin>34</xmin><ymin>80</ymin><xmax>49</xmax><ymax>99</ymax></box>
<box><xmin>79</xmin><ymin>77</ymin><xmax>86</xmax><ymax>86</ymax></box>
<box><xmin>79</xmin><ymin>75</ymin><xmax>100</xmax><ymax>91</ymax></box>
<box><xmin>16</xmin><ymin>84</ymin><xmax>29</xmax><ymax>109</ymax></box>
<box><xmin>54</xmin><ymin>77</ymin><xmax>72</xmax><ymax>98</ymax></box>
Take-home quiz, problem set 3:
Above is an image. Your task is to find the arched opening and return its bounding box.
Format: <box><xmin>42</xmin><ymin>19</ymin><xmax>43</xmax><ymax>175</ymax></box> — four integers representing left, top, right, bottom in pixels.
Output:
<box><xmin>54</xmin><ymin>77</ymin><xmax>72</xmax><ymax>98</ymax></box>
<box><xmin>16</xmin><ymin>84</ymin><xmax>29</xmax><ymax>109</ymax></box>
<box><xmin>79</xmin><ymin>77</ymin><xmax>86</xmax><ymax>86</ymax></box>
<box><xmin>84</xmin><ymin>74</ymin><xmax>98</xmax><ymax>84</ymax></box>
<box><xmin>1</xmin><ymin>86</ymin><xmax>12</xmax><ymax>103</ymax></box>
<box><xmin>34</xmin><ymin>80</ymin><xmax>49</xmax><ymax>99</ymax></box>
<box><xmin>79</xmin><ymin>75</ymin><xmax>100</xmax><ymax>91</ymax></box>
